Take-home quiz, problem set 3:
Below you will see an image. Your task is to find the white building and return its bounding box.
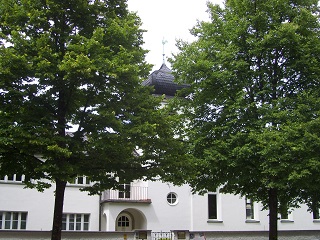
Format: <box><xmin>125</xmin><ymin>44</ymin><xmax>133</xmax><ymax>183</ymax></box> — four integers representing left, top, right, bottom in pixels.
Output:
<box><xmin>1</xmin><ymin>64</ymin><xmax>320</xmax><ymax>239</ymax></box>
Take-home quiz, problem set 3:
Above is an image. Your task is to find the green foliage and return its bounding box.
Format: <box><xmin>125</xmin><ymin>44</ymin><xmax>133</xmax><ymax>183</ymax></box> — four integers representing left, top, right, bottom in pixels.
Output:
<box><xmin>0</xmin><ymin>1</ymin><xmax>189</xmax><ymax>239</ymax></box>
<box><xmin>171</xmin><ymin>0</ymin><xmax>320</xmax><ymax>213</ymax></box>
<box><xmin>0</xmin><ymin>0</ymin><xmax>183</xmax><ymax>193</ymax></box>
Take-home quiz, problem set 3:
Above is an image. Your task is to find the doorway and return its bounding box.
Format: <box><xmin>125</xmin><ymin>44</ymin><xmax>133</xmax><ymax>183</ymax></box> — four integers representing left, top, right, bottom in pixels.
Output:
<box><xmin>116</xmin><ymin>212</ymin><xmax>133</xmax><ymax>231</ymax></box>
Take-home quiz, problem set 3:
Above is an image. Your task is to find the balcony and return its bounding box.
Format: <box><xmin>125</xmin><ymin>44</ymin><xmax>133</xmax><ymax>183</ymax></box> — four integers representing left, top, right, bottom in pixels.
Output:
<box><xmin>101</xmin><ymin>186</ymin><xmax>151</xmax><ymax>204</ymax></box>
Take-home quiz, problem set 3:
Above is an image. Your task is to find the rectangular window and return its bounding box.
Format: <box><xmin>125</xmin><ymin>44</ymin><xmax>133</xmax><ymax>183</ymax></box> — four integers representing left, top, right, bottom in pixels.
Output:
<box><xmin>279</xmin><ymin>202</ymin><xmax>294</xmax><ymax>222</ymax></box>
<box><xmin>0</xmin><ymin>212</ymin><xmax>27</xmax><ymax>230</ymax></box>
<box><xmin>69</xmin><ymin>214</ymin><xmax>75</xmax><ymax>230</ymax></box>
<box><xmin>280</xmin><ymin>203</ymin><xmax>289</xmax><ymax>220</ymax></box>
<box><xmin>76</xmin><ymin>214</ymin><xmax>81</xmax><ymax>230</ymax></box>
<box><xmin>61</xmin><ymin>214</ymin><xmax>67</xmax><ymax>230</ymax></box>
<box><xmin>313</xmin><ymin>208</ymin><xmax>320</xmax><ymax>220</ymax></box>
<box><xmin>77</xmin><ymin>177</ymin><xmax>84</xmax><ymax>185</ymax></box>
<box><xmin>0</xmin><ymin>174</ymin><xmax>24</xmax><ymax>183</ymax></box>
<box><xmin>5</xmin><ymin>212</ymin><xmax>11</xmax><ymax>229</ymax></box>
<box><xmin>62</xmin><ymin>213</ymin><xmax>89</xmax><ymax>231</ymax></box>
<box><xmin>245</xmin><ymin>198</ymin><xmax>254</xmax><ymax>219</ymax></box>
<box><xmin>281</xmin><ymin>211</ymin><xmax>289</xmax><ymax>220</ymax></box>
<box><xmin>7</xmin><ymin>175</ymin><xmax>14</xmax><ymax>181</ymax></box>
<box><xmin>15</xmin><ymin>175</ymin><xmax>22</xmax><ymax>182</ymax></box>
<box><xmin>208</xmin><ymin>194</ymin><xmax>217</xmax><ymax>219</ymax></box>
<box><xmin>20</xmin><ymin>213</ymin><xmax>27</xmax><ymax>230</ymax></box>
<box><xmin>68</xmin><ymin>176</ymin><xmax>90</xmax><ymax>186</ymax></box>
<box><xmin>119</xmin><ymin>184</ymin><xmax>131</xmax><ymax>199</ymax></box>
<box><xmin>62</xmin><ymin>214</ymin><xmax>67</xmax><ymax>230</ymax></box>
<box><xmin>83</xmin><ymin>214</ymin><xmax>89</xmax><ymax>230</ymax></box>
<box><xmin>12</xmin><ymin>212</ymin><xmax>19</xmax><ymax>229</ymax></box>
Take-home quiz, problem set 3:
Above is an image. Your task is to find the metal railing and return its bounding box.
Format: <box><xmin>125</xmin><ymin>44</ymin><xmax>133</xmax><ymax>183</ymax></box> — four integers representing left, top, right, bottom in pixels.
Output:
<box><xmin>151</xmin><ymin>232</ymin><xmax>173</xmax><ymax>240</ymax></box>
<box><xmin>101</xmin><ymin>186</ymin><xmax>149</xmax><ymax>201</ymax></box>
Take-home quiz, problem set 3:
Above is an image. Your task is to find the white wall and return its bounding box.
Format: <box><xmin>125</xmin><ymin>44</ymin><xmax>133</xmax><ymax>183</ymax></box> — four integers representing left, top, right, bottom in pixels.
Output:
<box><xmin>147</xmin><ymin>181</ymin><xmax>192</xmax><ymax>231</ymax></box>
<box><xmin>134</xmin><ymin>180</ymin><xmax>320</xmax><ymax>232</ymax></box>
<box><xmin>0</xmin><ymin>183</ymin><xmax>54</xmax><ymax>230</ymax></box>
<box><xmin>101</xmin><ymin>181</ymin><xmax>193</xmax><ymax>232</ymax></box>
<box><xmin>0</xmin><ymin>183</ymin><xmax>100</xmax><ymax>231</ymax></box>
<box><xmin>63</xmin><ymin>186</ymin><xmax>100</xmax><ymax>231</ymax></box>
<box><xmin>2</xmin><ymin>179</ymin><xmax>320</xmax><ymax>233</ymax></box>
<box><xmin>190</xmin><ymin>190</ymin><xmax>320</xmax><ymax>232</ymax></box>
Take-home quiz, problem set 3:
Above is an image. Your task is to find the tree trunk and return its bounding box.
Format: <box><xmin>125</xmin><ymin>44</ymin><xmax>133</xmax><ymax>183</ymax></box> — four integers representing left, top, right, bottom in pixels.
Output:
<box><xmin>51</xmin><ymin>179</ymin><xmax>67</xmax><ymax>240</ymax></box>
<box><xmin>268</xmin><ymin>188</ymin><xmax>278</xmax><ymax>240</ymax></box>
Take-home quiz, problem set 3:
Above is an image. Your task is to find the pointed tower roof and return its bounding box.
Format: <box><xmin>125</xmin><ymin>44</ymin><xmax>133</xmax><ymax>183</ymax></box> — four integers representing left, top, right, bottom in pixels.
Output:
<box><xmin>142</xmin><ymin>63</ymin><xmax>188</xmax><ymax>97</ymax></box>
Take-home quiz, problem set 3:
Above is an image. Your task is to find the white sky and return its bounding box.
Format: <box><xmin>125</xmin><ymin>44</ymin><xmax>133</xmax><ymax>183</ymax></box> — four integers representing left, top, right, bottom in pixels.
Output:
<box><xmin>127</xmin><ymin>0</ymin><xmax>223</xmax><ymax>71</ymax></box>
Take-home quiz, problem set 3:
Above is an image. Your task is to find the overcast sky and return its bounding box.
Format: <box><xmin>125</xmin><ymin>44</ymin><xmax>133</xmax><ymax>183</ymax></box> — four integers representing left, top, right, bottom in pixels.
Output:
<box><xmin>127</xmin><ymin>0</ymin><xmax>223</xmax><ymax>71</ymax></box>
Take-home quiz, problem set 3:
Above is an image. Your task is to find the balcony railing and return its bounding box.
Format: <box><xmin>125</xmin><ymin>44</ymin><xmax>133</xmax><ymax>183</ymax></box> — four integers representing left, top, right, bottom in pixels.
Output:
<box><xmin>101</xmin><ymin>186</ymin><xmax>151</xmax><ymax>203</ymax></box>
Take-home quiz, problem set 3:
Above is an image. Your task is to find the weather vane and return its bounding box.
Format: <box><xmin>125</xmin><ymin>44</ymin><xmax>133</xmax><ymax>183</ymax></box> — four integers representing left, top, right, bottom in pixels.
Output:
<box><xmin>162</xmin><ymin>37</ymin><xmax>168</xmax><ymax>64</ymax></box>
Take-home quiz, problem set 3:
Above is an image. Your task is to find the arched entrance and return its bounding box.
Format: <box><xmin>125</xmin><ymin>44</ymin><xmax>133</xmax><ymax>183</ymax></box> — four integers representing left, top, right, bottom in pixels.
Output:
<box><xmin>115</xmin><ymin>208</ymin><xmax>147</xmax><ymax>231</ymax></box>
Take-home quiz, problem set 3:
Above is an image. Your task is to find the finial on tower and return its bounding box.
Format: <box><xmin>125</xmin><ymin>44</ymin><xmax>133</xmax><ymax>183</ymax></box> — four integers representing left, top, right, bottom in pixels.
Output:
<box><xmin>162</xmin><ymin>37</ymin><xmax>168</xmax><ymax>64</ymax></box>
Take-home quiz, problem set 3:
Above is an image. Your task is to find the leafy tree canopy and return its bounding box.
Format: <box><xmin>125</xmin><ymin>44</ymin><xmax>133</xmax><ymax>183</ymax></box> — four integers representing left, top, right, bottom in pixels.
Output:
<box><xmin>0</xmin><ymin>0</ymin><xmax>186</xmax><ymax>190</ymax></box>
<box><xmin>0</xmin><ymin>1</ymin><xmax>188</xmax><ymax>239</ymax></box>
<box><xmin>171</xmin><ymin>0</ymin><xmax>320</xmax><ymax>238</ymax></box>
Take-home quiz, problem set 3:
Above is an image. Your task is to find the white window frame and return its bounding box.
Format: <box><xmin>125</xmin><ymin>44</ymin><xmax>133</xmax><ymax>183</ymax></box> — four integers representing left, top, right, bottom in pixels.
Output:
<box><xmin>117</xmin><ymin>215</ymin><xmax>130</xmax><ymax>227</ymax></box>
<box><xmin>0</xmin><ymin>174</ymin><xmax>25</xmax><ymax>183</ymax></box>
<box><xmin>62</xmin><ymin>213</ymin><xmax>89</xmax><ymax>231</ymax></box>
<box><xmin>167</xmin><ymin>192</ymin><xmax>178</xmax><ymax>206</ymax></box>
<box><xmin>245</xmin><ymin>198</ymin><xmax>254</xmax><ymax>220</ymax></box>
<box><xmin>207</xmin><ymin>190</ymin><xmax>223</xmax><ymax>223</ymax></box>
<box><xmin>0</xmin><ymin>212</ymin><xmax>27</xmax><ymax>230</ymax></box>
<box><xmin>245</xmin><ymin>198</ymin><xmax>260</xmax><ymax>223</ymax></box>
<box><xmin>68</xmin><ymin>176</ymin><xmax>91</xmax><ymax>186</ymax></box>
<box><xmin>118</xmin><ymin>183</ymin><xmax>131</xmax><ymax>199</ymax></box>
<box><xmin>313</xmin><ymin>207</ymin><xmax>320</xmax><ymax>221</ymax></box>
<box><xmin>279</xmin><ymin>205</ymin><xmax>294</xmax><ymax>222</ymax></box>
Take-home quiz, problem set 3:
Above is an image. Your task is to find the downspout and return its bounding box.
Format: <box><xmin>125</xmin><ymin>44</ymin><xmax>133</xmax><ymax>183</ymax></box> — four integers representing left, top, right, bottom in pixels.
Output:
<box><xmin>99</xmin><ymin>194</ymin><xmax>102</xmax><ymax>231</ymax></box>
<box><xmin>190</xmin><ymin>188</ymin><xmax>194</xmax><ymax>231</ymax></box>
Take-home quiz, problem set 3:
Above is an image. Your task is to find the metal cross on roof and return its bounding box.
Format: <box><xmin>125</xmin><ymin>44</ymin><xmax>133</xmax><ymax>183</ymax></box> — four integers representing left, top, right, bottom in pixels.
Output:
<box><xmin>162</xmin><ymin>37</ymin><xmax>168</xmax><ymax>64</ymax></box>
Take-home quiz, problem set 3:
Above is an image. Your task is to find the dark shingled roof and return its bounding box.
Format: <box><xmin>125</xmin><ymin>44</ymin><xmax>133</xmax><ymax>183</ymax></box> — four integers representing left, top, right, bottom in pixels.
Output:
<box><xmin>142</xmin><ymin>63</ymin><xmax>188</xmax><ymax>97</ymax></box>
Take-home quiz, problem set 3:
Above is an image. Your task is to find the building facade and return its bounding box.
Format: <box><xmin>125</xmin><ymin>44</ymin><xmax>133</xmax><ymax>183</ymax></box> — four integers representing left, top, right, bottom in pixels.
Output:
<box><xmin>1</xmin><ymin>174</ymin><xmax>320</xmax><ymax>234</ymax></box>
<box><xmin>1</xmin><ymin>64</ymin><xmax>320</xmax><ymax>237</ymax></box>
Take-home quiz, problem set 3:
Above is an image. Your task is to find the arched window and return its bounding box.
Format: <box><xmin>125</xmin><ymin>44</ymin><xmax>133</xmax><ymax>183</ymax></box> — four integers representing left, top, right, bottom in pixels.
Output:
<box><xmin>117</xmin><ymin>215</ymin><xmax>130</xmax><ymax>227</ymax></box>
